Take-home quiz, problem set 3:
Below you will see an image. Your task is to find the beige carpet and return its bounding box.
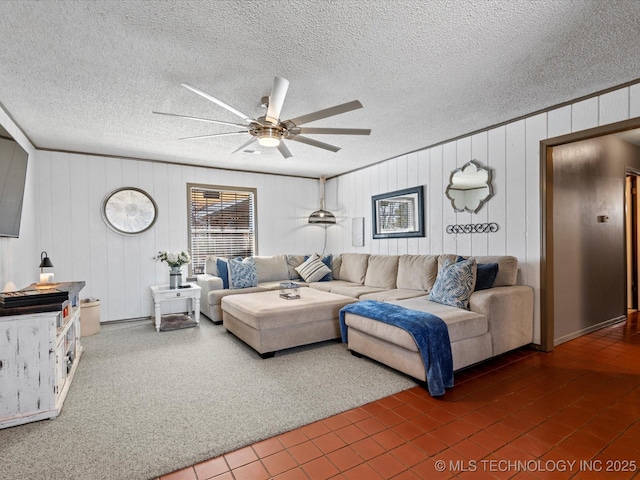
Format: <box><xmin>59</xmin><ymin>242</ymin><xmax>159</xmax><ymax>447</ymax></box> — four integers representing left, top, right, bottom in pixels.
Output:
<box><xmin>0</xmin><ymin>318</ymin><xmax>415</xmax><ymax>480</ymax></box>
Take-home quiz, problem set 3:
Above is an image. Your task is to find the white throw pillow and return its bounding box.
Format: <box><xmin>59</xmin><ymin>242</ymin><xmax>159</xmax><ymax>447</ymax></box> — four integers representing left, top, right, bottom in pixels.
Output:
<box><xmin>295</xmin><ymin>254</ymin><xmax>332</xmax><ymax>283</ymax></box>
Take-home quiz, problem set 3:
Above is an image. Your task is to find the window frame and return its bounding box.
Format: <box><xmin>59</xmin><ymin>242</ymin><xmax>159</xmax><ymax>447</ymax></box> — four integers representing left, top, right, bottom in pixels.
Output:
<box><xmin>187</xmin><ymin>183</ymin><xmax>258</xmax><ymax>276</ymax></box>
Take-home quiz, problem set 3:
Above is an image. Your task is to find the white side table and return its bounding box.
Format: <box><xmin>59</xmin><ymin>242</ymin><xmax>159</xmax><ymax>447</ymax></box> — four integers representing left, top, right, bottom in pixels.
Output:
<box><xmin>150</xmin><ymin>284</ymin><xmax>201</xmax><ymax>332</ymax></box>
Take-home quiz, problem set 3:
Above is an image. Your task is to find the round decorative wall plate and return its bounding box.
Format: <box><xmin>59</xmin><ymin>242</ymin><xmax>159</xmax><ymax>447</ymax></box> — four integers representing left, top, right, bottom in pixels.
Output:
<box><xmin>101</xmin><ymin>187</ymin><xmax>158</xmax><ymax>235</ymax></box>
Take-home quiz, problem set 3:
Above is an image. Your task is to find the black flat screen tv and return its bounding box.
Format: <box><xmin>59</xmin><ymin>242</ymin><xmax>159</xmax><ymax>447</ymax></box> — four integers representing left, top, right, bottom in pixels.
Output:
<box><xmin>0</xmin><ymin>126</ymin><xmax>29</xmax><ymax>238</ymax></box>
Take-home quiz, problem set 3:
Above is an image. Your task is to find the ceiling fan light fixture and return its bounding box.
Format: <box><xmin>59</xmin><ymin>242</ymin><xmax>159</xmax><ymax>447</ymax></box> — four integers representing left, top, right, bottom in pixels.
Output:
<box><xmin>164</xmin><ymin>77</ymin><xmax>370</xmax><ymax>159</ymax></box>
<box><xmin>258</xmin><ymin>129</ymin><xmax>281</xmax><ymax>147</ymax></box>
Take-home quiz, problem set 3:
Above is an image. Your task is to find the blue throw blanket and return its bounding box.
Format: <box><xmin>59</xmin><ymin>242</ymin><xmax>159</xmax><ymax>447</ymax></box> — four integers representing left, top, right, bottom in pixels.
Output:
<box><xmin>339</xmin><ymin>300</ymin><xmax>454</xmax><ymax>396</ymax></box>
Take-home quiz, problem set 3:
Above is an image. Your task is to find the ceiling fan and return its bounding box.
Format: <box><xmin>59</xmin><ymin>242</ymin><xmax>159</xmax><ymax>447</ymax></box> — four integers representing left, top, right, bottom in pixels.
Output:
<box><xmin>153</xmin><ymin>77</ymin><xmax>371</xmax><ymax>158</ymax></box>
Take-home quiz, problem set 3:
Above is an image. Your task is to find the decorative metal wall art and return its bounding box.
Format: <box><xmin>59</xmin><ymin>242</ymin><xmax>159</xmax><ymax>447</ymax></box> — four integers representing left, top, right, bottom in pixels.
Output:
<box><xmin>446</xmin><ymin>222</ymin><xmax>499</xmax><ymax>234</ymax></box>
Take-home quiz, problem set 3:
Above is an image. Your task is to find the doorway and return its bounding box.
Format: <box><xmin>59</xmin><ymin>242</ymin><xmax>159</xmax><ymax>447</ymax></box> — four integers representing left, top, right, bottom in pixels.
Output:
<box><xmin>540</xmin><ymin>118</ymin><xmax>640</xmax><ymax>352</ymax></box>
<box><xmin>625</xmin><ymin>173</ymin><xmax>640</xmax><ymax>311</ymax></box>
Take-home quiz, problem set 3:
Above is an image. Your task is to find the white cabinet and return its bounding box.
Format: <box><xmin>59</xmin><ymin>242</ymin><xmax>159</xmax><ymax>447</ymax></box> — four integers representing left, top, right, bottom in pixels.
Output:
<box><xmin>0</xmin><ymin>283</ymin><xmax>83</xmax><ymax>429</ymax></box>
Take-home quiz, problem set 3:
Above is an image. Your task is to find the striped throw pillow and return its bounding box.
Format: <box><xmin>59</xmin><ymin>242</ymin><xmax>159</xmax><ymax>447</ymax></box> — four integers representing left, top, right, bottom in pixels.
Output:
<box><xmin>295</xmin><ymin>254</ymin><xmax>332</xmax><ymax>283</ymax></box>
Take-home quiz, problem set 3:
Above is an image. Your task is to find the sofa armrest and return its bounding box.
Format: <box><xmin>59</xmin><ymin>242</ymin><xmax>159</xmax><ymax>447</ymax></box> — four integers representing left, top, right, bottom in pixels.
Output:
<box><xmin>195</xmin><ymin>274</ymin><xmax>224</xmax><ymax>319</ymax></box>
<box><xmin>469</xmin><ymin>285</ymin><xmax>534</xmax><ymax>356</ymax></box>
<box><xmin>196</xmin><ymin>274</ymin><xmax>224</xmax><ymax>291</ymax></box>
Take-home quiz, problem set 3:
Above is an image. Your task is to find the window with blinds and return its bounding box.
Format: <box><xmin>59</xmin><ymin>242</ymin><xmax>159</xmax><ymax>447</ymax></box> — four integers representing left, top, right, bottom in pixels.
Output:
<box><xmin>187</xmin><ymin>184</ymin><xmax>257</xmax><ymax>275</ymax></box>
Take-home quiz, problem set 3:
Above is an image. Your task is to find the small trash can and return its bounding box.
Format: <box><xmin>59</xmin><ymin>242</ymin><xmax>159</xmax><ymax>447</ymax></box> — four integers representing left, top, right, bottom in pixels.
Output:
<box><xmin>80</xmin><ymin>298</ymin><xmax>101</xmax><ymax>336</ymax></box>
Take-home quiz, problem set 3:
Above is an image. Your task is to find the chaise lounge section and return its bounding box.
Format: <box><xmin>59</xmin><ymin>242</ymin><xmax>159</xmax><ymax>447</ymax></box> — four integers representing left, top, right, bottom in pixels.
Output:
<box><xmin>310</xmin><ymin>253</ymin><xmax>533</xmax><ymax>377</ymax></box>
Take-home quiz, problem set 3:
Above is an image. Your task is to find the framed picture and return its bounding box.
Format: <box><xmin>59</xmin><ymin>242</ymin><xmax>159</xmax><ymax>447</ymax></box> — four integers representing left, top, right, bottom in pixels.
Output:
<box><xmin>372</xmin><ymin>186</ymin><xmax>425</xmax><ymax>239</ymax></box>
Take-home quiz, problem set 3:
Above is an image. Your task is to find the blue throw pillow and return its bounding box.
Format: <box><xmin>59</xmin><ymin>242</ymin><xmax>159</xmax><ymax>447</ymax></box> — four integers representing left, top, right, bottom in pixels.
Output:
<box><xmin>429</xmin><ymin>258</ymin><xmax>477</xmax><ymax>309</ymax></box>
<box><xmin>475</xmin><ymin>263</ymin><xmax>498</xmax><ymax>290</ymax></box>
<box><xmin>457</xmin><ymin>256</ymin><xmax>498</xmax><ymax>291</ymax></box>
<box><xmin>304</xmin><ymin>254</ymin><xmax>332</xmax><ymax>281</ymax></box>
<box><xmin>216</xmin><ymin>258</ymin><xmax>230</xmax><ymax>289</ymax></box>
<box><xmin>228</xmin><ymin>257</ymin><xmax>258</xmax><ymax>289</ymax></box>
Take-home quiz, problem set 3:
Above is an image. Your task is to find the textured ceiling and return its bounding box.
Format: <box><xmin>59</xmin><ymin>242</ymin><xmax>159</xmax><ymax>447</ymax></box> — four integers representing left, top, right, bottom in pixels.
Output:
<box><xmin>1</xmin><ymin>0</ymin><xmax>640</xmax><ymax>178</ymax></box>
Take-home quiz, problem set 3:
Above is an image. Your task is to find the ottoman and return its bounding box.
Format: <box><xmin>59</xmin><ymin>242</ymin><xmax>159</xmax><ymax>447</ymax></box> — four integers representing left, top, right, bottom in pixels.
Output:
<box><xmin>222</xmin><ymin>288</ymin><xmax>357</xmax><ymax>358</ymax></box>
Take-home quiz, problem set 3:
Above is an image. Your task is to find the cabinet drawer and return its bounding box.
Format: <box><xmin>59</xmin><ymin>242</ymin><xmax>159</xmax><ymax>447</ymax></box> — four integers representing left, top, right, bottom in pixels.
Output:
<box><xmin>156</xmin><ymin>290</ymin><xmax>196</xmax><ymax>300</ymax></box>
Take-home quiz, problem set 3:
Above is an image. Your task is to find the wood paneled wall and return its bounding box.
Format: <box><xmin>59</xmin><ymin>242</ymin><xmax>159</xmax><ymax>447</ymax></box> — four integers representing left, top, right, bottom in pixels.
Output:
<box><xmin>326</xmin><ymin>82</ymin><xmax>640</xmax><ymax>345</ymax></box>
<box><xmin>35</xmin><ymin>152</ymin><xmax>321</xmax><ymax>322</ymax></box>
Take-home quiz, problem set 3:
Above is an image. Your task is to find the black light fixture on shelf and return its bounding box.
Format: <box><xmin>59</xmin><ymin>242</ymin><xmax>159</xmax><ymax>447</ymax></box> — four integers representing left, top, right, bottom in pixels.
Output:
<box><xmin>38</xmin><ymin>251</ymin><xmax>55</xmax><ymax>284</ymax></box>
<box><xmin>308</xmin><ymin>176</ymin><xmax>336</xmax><ymax>224</ymax></box>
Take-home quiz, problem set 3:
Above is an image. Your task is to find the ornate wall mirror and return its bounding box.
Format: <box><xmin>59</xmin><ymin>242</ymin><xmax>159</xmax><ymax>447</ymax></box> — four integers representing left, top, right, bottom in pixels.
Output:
<box><xmin>445</xmin><ymin>160</ymin><xmax>494</xmax><ymax>213</ymax></box>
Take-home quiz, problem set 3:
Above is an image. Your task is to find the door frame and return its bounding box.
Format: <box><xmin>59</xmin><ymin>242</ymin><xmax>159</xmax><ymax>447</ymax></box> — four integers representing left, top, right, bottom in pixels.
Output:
<box><xmin>540</xmin><ymin>117</ymin><xmax>640</xmax><ymax>352</ymax></box>
<box><xmin>625</xmin><ymin>170</ymin><xmax>640</xmax><ymax>311</ymax></box>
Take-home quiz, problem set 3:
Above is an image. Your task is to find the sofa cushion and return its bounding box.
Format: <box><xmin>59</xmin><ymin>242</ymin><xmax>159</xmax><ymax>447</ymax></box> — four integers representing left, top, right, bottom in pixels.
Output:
<box><xmin>330</xmin><ymin>285</ymin><xmax>386</xmax><ymax>298</ymax></box>
<box><xmin>345</xmin><ymin>300</ymin><xmax>487</xmax><ymax>348</ymax></box>
<box><xmin>296</xmin><ymin>254</ymin><xmax>332</xmax><ymax>283</ymax></box>
<box><xmin>228</xmin><ymin>257</ymin><xmax>259</xmax><ymax>289</ymax></box>
<box><xmin>204</xmin><ymin>256</ymin><xmax>221</xmax><ymax>276</ymax></box>
<box><xmin>331</xmin><ymin>254</ymin><xmax>342</xmax><ymax>279</ymax></box>
<box><xmin>308</xmin><ymin>280</ymin><xmax>359</xmax><ymax>293</ymax></box>
<box><xmin>253</xmin><ymin>255</ymin><xmax>289</xmax><ymax>283</ymax></box>
<box><xmin>475</xmin><ymin>256</ymin><xmax>518</xmax><ymax>286</ymax></box>
<box><xmin>359</xmin><ymin>289</ymin><xmax>428</xmax><ymax>302</ymax></box>
<box><xmin>429</xmin><ymin>258</ymin><xmax>477</xmax><ymax>309</ymax></box>
<box><xmin>338</xmin><ymin>253</ymin><xmax>369</xmax><ymax>284</ymax></box>
<box><xmin>364</xmin><ymin>255</ymin><xmax>398</xmax><ymax>289</ymax></box>
<box><xmin>208</xmin><ymin>285</ymin><xmax>266</xmax><ymax>305</ymax></box>
<box><xmin>392</xmin><ymin>296</ymin><xmax>488</xmax><ymax>343</ymax></box>
<box><xmin>396</xmin><ymin>255</ymin><xmax>439</xmax><ymax>292</ymax></box>
<box><xmin>286</xmin><ymin>255</ymin><xmax>305</xmax><ymax>280</ymax></box>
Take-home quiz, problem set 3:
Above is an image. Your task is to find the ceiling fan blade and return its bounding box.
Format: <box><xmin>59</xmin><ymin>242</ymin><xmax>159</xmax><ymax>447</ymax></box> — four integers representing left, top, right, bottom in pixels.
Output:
<box><xmin>152</xmin><ymin>111</ymin><xmax>248</xmax><ymax>128</ymax></box>
<box><xmin>286</xmin><ymin>100</ymin><xmax>363</xmax><ymax>126</ymax></box>
<box><xmin>181</xmin><ymin>83</ymin><xmax>253</xmax><ymax>124</ymax></box>
<box><xmin>295</xmin><ymin>127</ymin><xmax>371</xmax><ymax>135</ymax></box>
<box><xmin>288</xmin><ymin>135</ymin><xmax>341</xmax><ymax>152</ymax></box>
<box><xmin>277</xmin><ymin>141</ymin><xmax>293</xmax><ymax>159</ymax></box>
<box><xmin>179</xmin><ymin>131</ymin><xmax>249</xmax><ymax>140</ymax></box>
<box><xmin>265</xmin><ymin>76</ymin><xmax>290</xmax><ymax>125</ymax></box>
<box><xmin>231</xmin><ymin>137</ymin><xmax>258</xmax><ymax>154</ymax></box>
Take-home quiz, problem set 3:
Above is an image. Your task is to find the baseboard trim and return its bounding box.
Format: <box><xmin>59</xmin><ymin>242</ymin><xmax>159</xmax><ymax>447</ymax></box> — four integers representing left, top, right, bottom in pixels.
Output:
<box><xmin>554</xmin><ymin>315</ymin><xmax>626</xmax><ymax>346</ymax></box>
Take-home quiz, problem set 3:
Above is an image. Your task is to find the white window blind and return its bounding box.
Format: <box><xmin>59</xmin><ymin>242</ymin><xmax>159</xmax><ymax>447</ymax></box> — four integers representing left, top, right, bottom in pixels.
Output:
<box><xmin>188</xmin><ymin>184</ymin><xmax>256</xmax><ymax>275</ymax></box>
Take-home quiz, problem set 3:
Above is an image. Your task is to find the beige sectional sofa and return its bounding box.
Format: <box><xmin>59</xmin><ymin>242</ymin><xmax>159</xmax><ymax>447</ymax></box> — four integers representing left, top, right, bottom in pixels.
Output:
<box><xmin>196</xmin><ymin>252</ymin><xmax>534</xmax><ymax>379</ymax></box>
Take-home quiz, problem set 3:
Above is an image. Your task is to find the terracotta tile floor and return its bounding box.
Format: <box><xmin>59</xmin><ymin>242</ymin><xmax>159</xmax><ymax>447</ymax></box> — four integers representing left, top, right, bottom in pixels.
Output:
<box><xmin>158</xmin><ymin>314</ymin><xmax>640</xmax><ymax>480</ymax></box>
